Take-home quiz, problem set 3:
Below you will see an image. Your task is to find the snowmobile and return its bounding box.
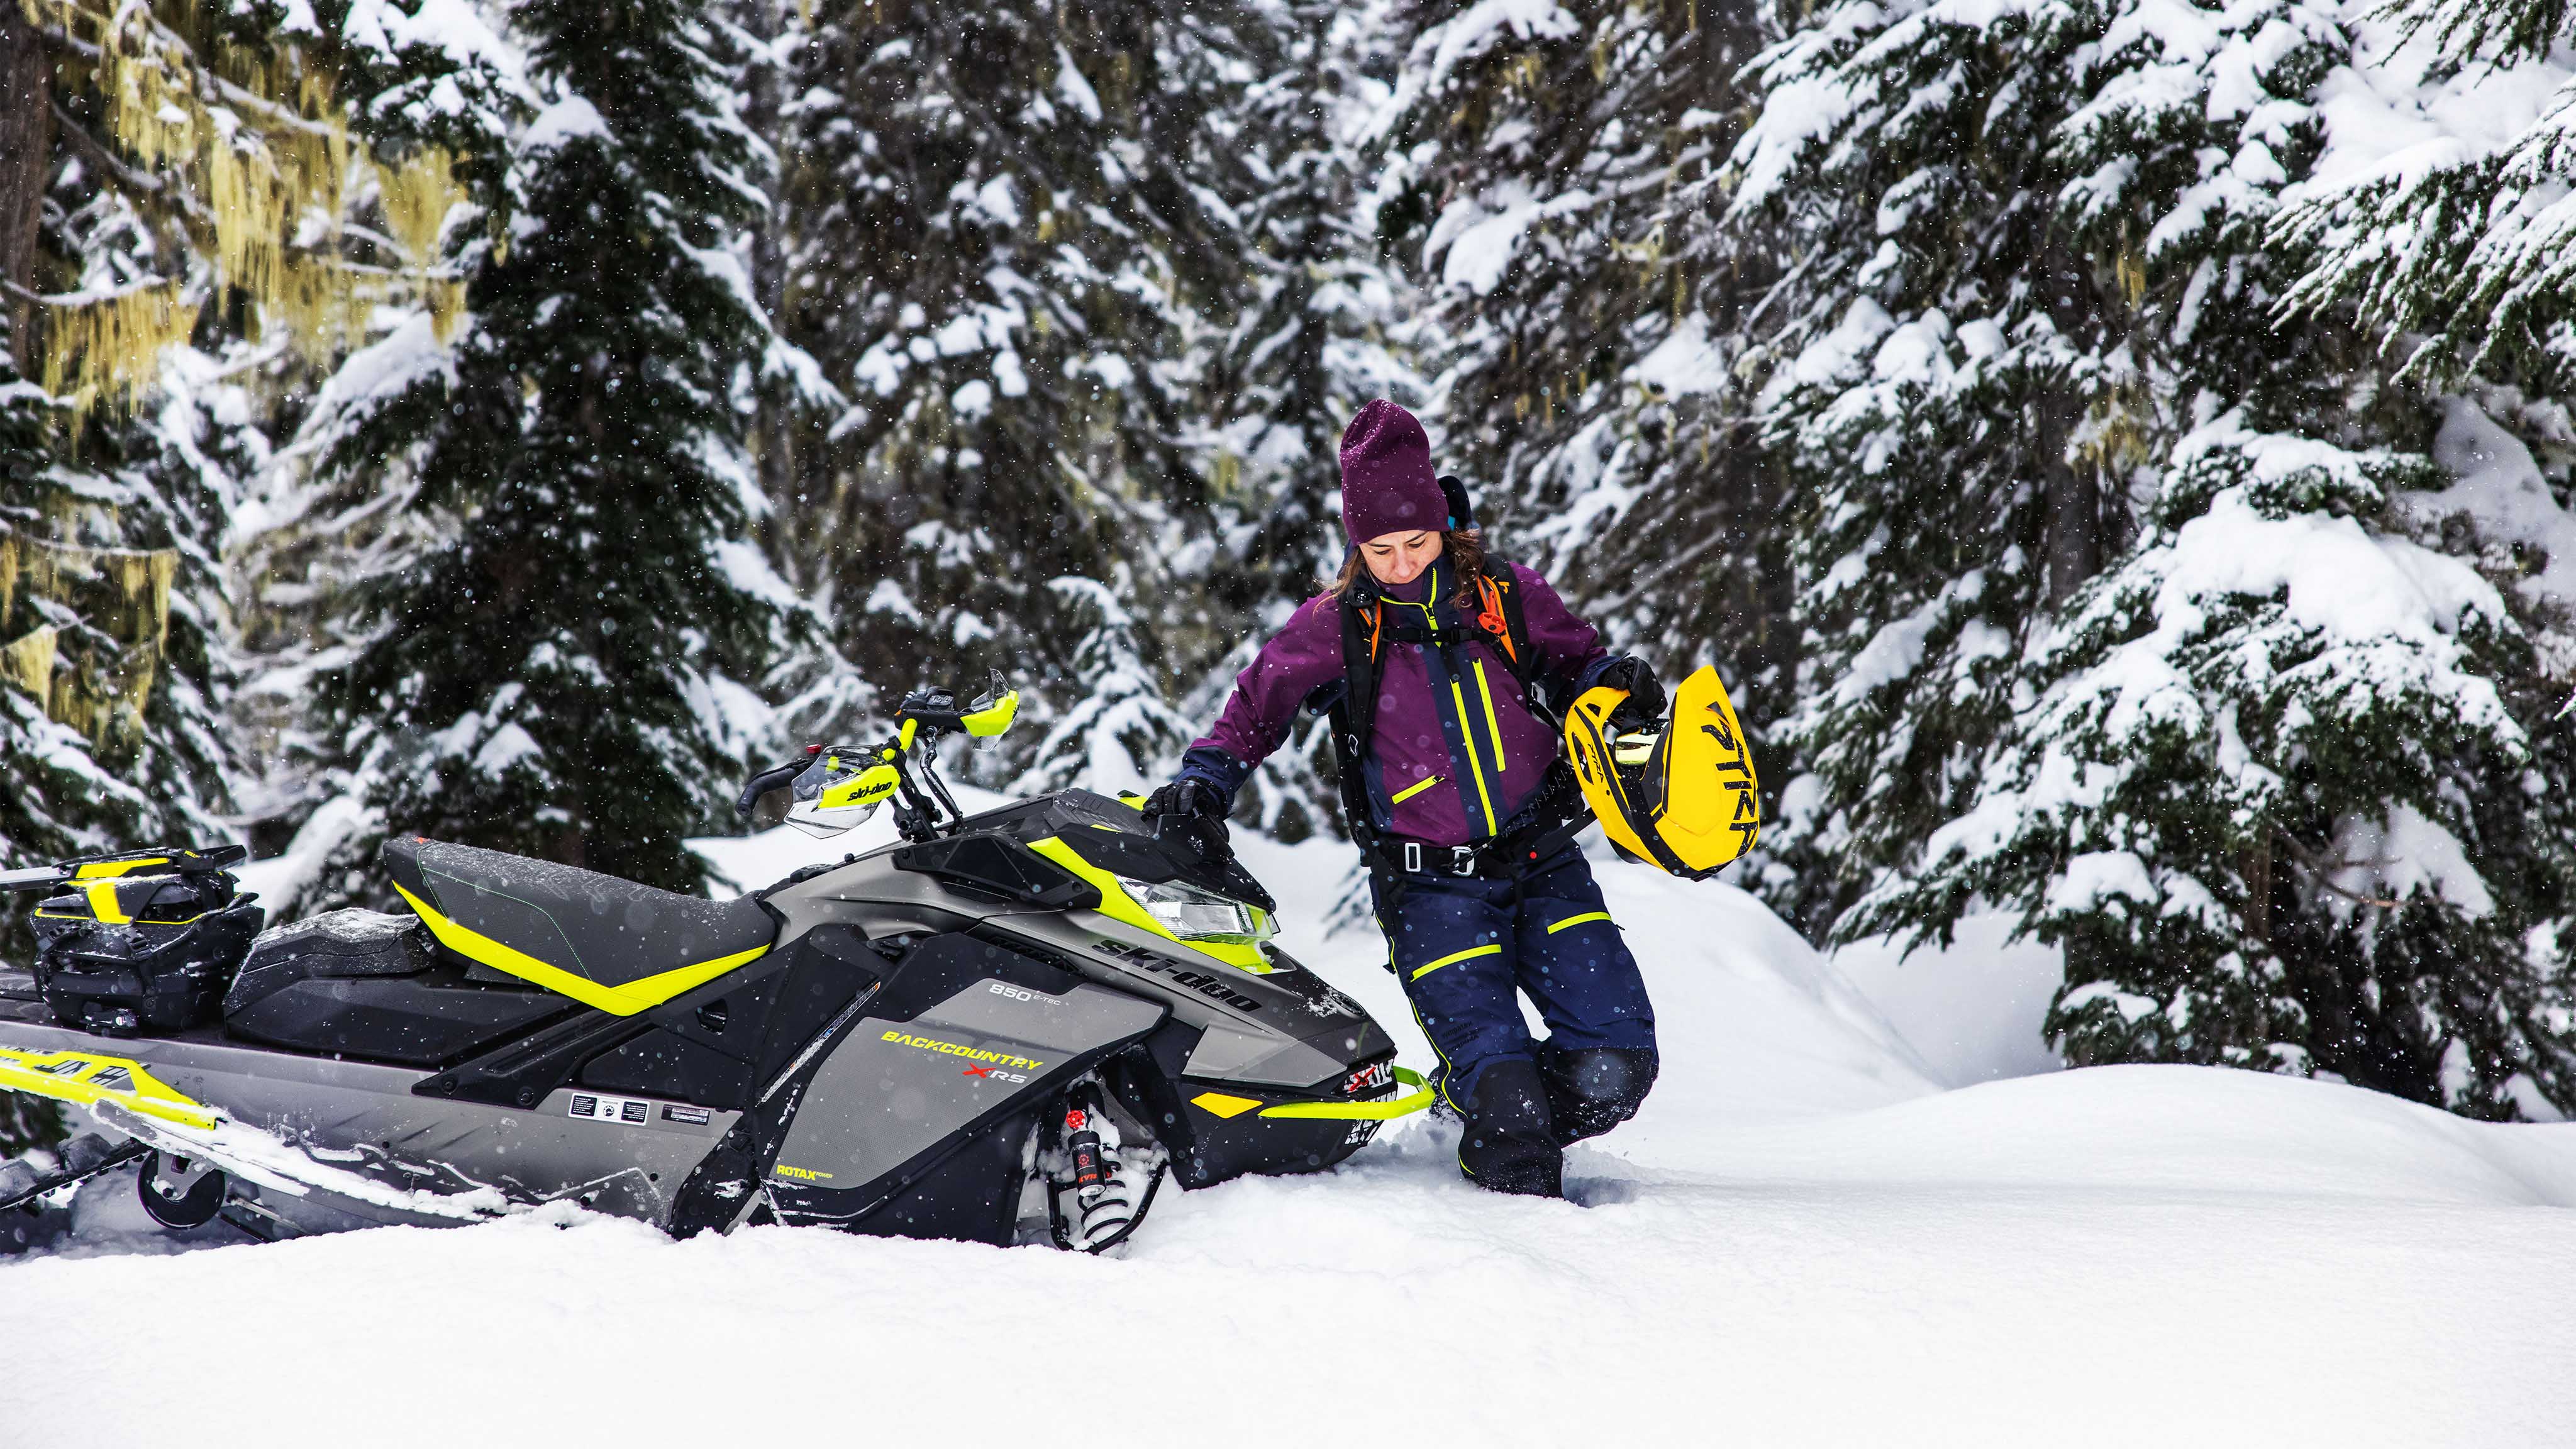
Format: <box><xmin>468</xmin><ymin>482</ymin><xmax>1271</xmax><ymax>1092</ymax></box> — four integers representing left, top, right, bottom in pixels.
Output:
<box><xmin>0</xmin><ymin>680</ymin><xmax>1428</xmax><ymax>1252</ymax></box>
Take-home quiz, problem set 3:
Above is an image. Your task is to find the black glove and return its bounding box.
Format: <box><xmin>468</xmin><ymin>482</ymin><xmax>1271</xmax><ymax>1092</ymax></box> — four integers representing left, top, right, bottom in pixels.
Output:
<box><xmin>1597</xmin><ymin>657</ymin><xmax>1667</xmax><ymax>732</ymax></box>
<box><xmin>1142</xmin><ymin>779</ymin><xmax>1229</xmax><ymax>824</ymax></box>
<box><xmin>1141</xmin><ymin>778</ymin><xmax>1233</xmax><ymax>864</ymax></box>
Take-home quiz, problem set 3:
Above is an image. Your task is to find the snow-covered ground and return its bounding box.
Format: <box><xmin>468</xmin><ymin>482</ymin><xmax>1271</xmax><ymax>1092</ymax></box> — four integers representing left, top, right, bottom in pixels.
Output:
<box><xmin>11</xmin><ymin>798</ymin><xmax>2576</xmax><ymax>1445</ymax></box>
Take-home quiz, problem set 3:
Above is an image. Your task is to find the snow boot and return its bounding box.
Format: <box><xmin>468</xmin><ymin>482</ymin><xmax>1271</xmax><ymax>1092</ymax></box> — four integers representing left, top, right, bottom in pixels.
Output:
<box><xmin>1539</xmin><ymin>1045</ymin><xmax>1658</xmax><ymax>1146</ymax></box>
<box><xmin>1457</xmin><ymin>1057</ymin><xmax>1562</xmax><ymax>1197</ymax></box>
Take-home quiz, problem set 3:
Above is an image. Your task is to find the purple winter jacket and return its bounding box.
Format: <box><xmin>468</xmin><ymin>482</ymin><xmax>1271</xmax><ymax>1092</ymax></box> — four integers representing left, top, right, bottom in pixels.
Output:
<box><xmin>1182</xmin><ymin>560</ymin><xmax>1616</xmax><ymax>847</ymax></box>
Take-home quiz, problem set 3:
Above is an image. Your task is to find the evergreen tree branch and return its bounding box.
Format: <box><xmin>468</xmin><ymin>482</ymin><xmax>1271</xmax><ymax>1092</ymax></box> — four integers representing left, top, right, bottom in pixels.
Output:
<box><xmin>47</xmin><ymin>101</ymin><xmax>167</xmax><ymax>201</ymax></box>
<box><xmin>2270</xmin><ymin>828</ymin><xmax>2408</xmax><ymax>911</ymax></box>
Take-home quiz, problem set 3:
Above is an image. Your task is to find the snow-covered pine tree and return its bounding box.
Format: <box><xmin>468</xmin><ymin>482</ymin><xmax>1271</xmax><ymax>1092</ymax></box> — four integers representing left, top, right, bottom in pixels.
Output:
<box><xmin>1745</xmin><ymin>0</ymin><xmax>2576</xmax><ymax>1113</ymax></box>
<box><xmin>0</xmin><ymin>0</ymin><xmax>363</xmax><ymax>1152</ymax></box>
<box><xmin>1199</xmin><ymin>0</ymin><xmax>1420</xmax><ymax>608</ymax></box>
<box><xmin>1170</xmin><ymin>0</ymin><xmax>1424</xmax><ymax>841</ymax></box>
<box><xmin>1368</xmin><ymin>0</ymin><xmax>1790</xmax><ymax>718</ymax></box>
<box><xmin>1865</xmin><ymin>424</ymin><xmax>2576</xmax><ymax>1116</ymax></box>
<box><xmin>1723</xmin><ymin>0</ymin><xmax>2348</xmax><ymax>933</ymax></box>
<box><xmin>2277</xmin><ymin>0</ymin><xmax>2576</xmax><ymax>392</ymax></box>
<box><xmin>1010</xmin><ymin>576</ymin><xmax>1194</xmax><ymax>797</ymax></box>
<box><xmin>274</xmin><ymin>0</ymin><xmax>796</xmax><ymax>898</ymax></box>
<box><xmin>0</xmin><ymin>0</ymin><xmax>357</xmax><ymax>898</ymax></box>
<box><xmin>768</xmin><ymin>0</ymin><xmax>1270</xmax><ymax>726</ymax></box>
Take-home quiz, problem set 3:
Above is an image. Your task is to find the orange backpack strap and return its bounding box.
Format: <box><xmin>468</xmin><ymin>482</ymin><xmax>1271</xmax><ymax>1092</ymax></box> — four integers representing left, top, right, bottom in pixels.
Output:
<box><xmin>1474</xmin><ymin>575</ymin><xmax>1516</xmax><ymax>665</ymax></box>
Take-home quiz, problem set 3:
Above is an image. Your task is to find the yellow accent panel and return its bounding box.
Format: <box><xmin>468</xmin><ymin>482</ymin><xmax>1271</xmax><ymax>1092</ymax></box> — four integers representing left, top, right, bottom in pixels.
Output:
<box><xmin>1548</xmin><ymin>911</ymin><xmax>1613</xmax><ymax>935</ymax></box>
<box><xmin>1024</xmin><ymin>836</ymin><xmax>1274</xmax><ymax>975</ymax></box>
<box><xmin>1449</xmin><ymin>679</ymin><xmax>1498</xmax><ymax>833</ymax></box>
<box><xmin>392</xmin><ymin>883</ymin><xmax>768</xmax><ymax>1016</ymax></box>
<box><xmin>1474</xmin><ymin>659</ymin><xmax>1506</xmax><ymax>775</ymax></box>
<box><xmin>1258</xmin><ymin>1066</ymin><xmax>1436</xmax><ymax>1121</ymax></box>
<box><xmin>0</xmin><ymin>1047</ymin><xmax>217</xmax><ymax>1130</ymax></box>
<box><xmin>73</xmin><ymin>857</ymin><xmax>167</xmax><ymax>879</ymax></box>
<box><xmin>1411</xmin><ymin>942</ymin><xmax>1501</xmax><ymax>980</ymax></box>
<box><xmin>1191</xmin><ymin>1091</ymin><xmax>1265</xmax><ymax>1119</ymax></box>
<box><xmin>1388</xmin><ymin>773</ymin><xmax>1443</xmax><ymax>806</ymax></box>
<box><xmin>85</xmin><ymin>880</ymin><xmax>131</xmax><ymax>924</ymax></box>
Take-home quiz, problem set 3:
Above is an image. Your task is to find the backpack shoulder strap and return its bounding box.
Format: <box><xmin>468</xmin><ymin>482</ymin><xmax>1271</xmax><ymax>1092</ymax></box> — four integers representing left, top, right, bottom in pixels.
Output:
<box><xmin>1471</xmin><ymin>559</ymin><xmax>1545</xmax><ymax>699</ymax></box>
<box><xmin>1328</xmin><ymin>583</ymin><xmax>1391</xmax><ymax>866</ymax></box>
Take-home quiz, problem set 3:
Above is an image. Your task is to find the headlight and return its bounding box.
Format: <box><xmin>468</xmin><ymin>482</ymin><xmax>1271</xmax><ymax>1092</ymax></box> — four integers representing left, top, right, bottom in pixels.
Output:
<box><xmin>1122</xmin><ymin>876</ymin><xmax>1275</xmax><ymax>943</ymax></box>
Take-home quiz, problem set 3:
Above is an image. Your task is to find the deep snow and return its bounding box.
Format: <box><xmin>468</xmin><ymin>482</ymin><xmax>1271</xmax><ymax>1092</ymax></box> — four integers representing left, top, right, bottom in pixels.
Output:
<box><xmin>11</xmin><ymin>796</ymin><xmax>2576</xmax><ymax>1446</ymax></box>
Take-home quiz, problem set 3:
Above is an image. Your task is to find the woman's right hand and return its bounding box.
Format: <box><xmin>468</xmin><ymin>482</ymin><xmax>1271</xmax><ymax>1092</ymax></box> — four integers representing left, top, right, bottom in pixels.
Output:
<box><xmin>1141</xmin><ymin>779</ymin><xmax>1233</xmax><ymax>865</ymax></box>
<box><xmin>1142</xmin><ymin>779</ymin><xmax>1228</xmax><ymax>823</ymax></box>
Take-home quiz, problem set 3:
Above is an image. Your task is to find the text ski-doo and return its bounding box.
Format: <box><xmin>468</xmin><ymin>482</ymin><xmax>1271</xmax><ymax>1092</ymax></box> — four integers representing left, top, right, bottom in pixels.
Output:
<box><xmin>0</xmin><ymin>680</ymin><xmax>1428</xmax><ymax>1252</ymax></box>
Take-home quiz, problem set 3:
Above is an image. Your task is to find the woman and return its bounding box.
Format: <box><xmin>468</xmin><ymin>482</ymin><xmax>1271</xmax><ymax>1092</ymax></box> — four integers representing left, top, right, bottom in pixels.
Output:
<box><xmin>1142</xmin><ymin>400</ymin><xmax>1665</xmax><ymax>1198</ymax></box>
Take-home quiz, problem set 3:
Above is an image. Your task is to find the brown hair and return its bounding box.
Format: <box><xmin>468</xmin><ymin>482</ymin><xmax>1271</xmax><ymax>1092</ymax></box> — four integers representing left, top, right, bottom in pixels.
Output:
<box><xmin>1324</xmin><ymin>528</ymin><xmax>1488</xmax><ymax>611</ymax></box>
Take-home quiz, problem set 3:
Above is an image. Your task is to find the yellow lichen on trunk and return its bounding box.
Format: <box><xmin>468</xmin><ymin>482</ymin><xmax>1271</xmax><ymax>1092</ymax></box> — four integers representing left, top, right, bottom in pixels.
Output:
<box><xmin>2</xmin><ymin>626</ymin><xmax>58</xmax><ymax>701</ymax></box>
<box><xmin>29</xmin><ymin>0</ymin><xmax>409</xmax><ymax>408</ymax></box>
<box><xmin>380</xmin><ymin>147</ymin><xmax>470</xmax><ymax>344</ymax></box>
<box><xmin>98</xmin><ymin>548</ymin><xmax>177</xmax><ymax>647</ymax></box>
<box><xmin>38</xmin><ymin>282</ymin><xmax>203</xmax><ymax>426</ymax></box>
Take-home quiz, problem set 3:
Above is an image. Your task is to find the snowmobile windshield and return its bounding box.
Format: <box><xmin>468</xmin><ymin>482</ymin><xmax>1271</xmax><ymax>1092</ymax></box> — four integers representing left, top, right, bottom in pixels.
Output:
<box><xmin>941</xmin><ymin>789</ymin><xmax>1278</xmax><ymax>914</ymax></box>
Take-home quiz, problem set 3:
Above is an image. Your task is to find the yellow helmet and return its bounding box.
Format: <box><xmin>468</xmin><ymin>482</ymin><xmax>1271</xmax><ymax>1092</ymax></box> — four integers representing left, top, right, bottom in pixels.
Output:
<box><xmin>1563</xmin><ymin>665</ymin><xmax>1761</xmax><ymax>879</ymax></box>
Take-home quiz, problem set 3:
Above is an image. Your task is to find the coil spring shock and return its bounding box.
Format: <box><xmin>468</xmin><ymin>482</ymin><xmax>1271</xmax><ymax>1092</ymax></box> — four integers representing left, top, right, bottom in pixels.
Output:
<box><xmin>1053</xmin><ymin>1089</ymin><xmax>1163</xmax><ymax>1253</ymax></box>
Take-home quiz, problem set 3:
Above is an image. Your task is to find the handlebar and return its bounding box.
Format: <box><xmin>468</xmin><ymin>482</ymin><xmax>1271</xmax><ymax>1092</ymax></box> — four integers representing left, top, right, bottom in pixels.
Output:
<box><xmin>735</xmin><ymin>757</ymin><xmax>811</xmax><ymax>819</ymax></box>
<box><xmin>735</xmin><ymin>677</ymin><xmax>1016</xmax><ymax>836</ymax></box>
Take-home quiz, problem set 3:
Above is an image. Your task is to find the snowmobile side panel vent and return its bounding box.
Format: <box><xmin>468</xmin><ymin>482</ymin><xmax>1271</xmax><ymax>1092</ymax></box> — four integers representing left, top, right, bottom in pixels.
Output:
<box><xmin>891</xmin><ymin>836</ymin><xmax>1099</xmax><ymax>911</ymax></box>
<box><xmin>869</xmin><ymin>931</ymin><xmax>1077</xmax><ymax>1022</ymax></box>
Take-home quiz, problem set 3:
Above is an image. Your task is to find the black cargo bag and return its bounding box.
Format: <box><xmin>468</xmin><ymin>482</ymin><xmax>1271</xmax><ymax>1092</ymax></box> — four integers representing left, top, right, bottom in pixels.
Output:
<box><xmin>30</xmin><ymin>869</ymin><xmax>264</xmax><ymax>1036</ymax></box>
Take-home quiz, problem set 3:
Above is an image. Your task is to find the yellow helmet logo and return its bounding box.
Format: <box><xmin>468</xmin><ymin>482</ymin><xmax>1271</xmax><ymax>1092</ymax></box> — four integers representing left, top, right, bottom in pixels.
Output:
<box><xmin>1564</xmin><ymin>665</ymin><xmax>1760</xmax><ymax>879</ymax></box>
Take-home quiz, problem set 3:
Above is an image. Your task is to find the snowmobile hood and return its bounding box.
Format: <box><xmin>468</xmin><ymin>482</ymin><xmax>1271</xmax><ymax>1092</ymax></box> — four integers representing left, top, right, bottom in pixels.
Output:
<box><xmin>382</xmin><ymin>838</ymin><xmax>776</xmax><ymax>1015</ymax></box>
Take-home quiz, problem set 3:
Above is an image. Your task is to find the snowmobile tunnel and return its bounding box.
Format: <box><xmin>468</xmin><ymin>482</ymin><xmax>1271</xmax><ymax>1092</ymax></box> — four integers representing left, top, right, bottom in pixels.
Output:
<box><xmin>382</xmin><ymin>838</ymin><xmax>776</xmax><ymax>1016</ymax></box>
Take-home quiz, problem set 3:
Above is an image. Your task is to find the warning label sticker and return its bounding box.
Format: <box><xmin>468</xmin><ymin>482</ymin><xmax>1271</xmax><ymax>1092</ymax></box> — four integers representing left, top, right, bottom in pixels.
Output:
<box><xmin>567</xmin><ymin>1093</ymin><xmax>651</xmax><ymax>1125</ymax></box>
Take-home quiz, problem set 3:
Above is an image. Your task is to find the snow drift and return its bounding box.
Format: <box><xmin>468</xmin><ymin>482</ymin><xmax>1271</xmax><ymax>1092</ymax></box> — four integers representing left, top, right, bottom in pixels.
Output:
<box><xmin>10</xmin><ymin>806</ymin><xmax>2576</xmax><ymax>1446</ymax></box>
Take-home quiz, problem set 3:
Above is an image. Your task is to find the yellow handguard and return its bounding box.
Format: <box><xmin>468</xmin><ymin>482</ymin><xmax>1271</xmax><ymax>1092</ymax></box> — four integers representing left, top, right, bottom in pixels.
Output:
<box><xmin>959</xmin><ymin>689</ymin><xmax>1019</xmax><ymax>738</ymax></box>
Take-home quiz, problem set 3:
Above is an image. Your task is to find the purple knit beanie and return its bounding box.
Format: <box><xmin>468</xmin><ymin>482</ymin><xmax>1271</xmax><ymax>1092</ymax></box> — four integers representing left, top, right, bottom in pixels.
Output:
<box><xmin>1338</xmin><ymin>400</ymin><xmax>1448</xmax><ymax>543</ymax></box>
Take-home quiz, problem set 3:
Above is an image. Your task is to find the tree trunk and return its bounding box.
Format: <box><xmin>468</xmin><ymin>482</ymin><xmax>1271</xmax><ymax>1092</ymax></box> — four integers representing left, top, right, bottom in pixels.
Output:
<box><xmin>2033</xmin><ymin>238</ymin><xmax>2101</xmax><ymax>605</ymax></box>
<box><xmin>0</xmin><ymin>8</ymin><xmax>53</xmax><ymax>369</ymax></box>
<box><xmin>2041</xmin><ymin>411</ymin><xmax>2099</xmax><ymax>605</ymax></box>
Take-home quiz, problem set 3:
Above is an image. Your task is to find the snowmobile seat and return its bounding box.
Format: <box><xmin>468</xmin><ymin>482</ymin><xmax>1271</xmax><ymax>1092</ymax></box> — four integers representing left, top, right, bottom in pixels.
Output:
<box><xmin>380</xmin><ymin>837</ymin><xmax>778</xmax><ymax>1017</ymax></box>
